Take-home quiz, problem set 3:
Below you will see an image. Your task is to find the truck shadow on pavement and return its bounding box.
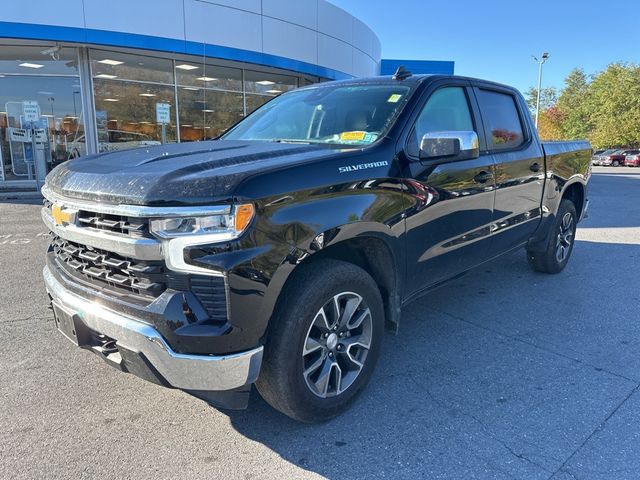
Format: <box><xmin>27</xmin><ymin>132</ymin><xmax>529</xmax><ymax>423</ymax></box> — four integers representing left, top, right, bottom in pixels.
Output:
<box><xmin>224</xmin><ymin>237</ymin><xmax>640</xmax><ymax>479</ymax></box>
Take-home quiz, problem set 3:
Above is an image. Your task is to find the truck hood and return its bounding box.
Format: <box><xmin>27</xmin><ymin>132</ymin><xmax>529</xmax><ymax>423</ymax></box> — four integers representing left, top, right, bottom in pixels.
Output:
<box><xmin>45</xmin><ymin>140</ymin><xmax>341</xmax><ymax>206</ymax></box>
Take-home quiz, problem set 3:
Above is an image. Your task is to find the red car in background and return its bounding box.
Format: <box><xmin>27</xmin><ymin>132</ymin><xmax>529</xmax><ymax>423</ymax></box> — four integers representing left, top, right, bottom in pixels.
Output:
<box><xmin>606</xmin><ymin>149</ymin><xmax>639</xmax><ymax>166</ymax></box>
<box><xmin>625</xmin><ymin>150</ymin><xmax>640</xmax><ymax>167</ymax></box>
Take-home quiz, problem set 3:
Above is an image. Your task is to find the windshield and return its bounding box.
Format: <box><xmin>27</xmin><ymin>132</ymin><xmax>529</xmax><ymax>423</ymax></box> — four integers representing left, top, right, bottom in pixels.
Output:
<box><xmin>222</xmin><ymin>83</ymin><xmax>412</xmax><ymax>146</ymax></box>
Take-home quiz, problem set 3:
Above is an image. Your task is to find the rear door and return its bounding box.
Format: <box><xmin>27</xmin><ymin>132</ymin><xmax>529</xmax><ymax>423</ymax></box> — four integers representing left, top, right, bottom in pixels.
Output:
<box><xmin>402</xmin><ymin>80</ymin><xmax>496</xmax><ymax>296</ymax></box>
<box><xmin>473</xmin><ymin>84</ymin><xmax>545</xmax><ymax>255</ymax></box>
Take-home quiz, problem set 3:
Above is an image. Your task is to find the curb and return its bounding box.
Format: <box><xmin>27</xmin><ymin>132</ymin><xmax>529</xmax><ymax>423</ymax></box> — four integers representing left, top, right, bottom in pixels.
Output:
<box><xmin>0</xmin><ymin>192</ymin><xmax>44</xmax><ymax>201</ymax></box>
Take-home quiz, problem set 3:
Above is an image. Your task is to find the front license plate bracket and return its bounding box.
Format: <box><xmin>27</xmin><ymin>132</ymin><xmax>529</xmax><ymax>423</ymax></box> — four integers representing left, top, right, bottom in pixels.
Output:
<box><xmin>52</xmin><ymin>302</ymin><xmax>90</xmax><ymax>346</ymax></box>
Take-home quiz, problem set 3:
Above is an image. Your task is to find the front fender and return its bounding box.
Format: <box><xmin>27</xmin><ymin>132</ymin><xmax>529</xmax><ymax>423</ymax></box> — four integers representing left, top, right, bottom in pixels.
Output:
<box><xmin>186</xmin><ymin>178</ymin><xmax>409</xmax><ymax>348</ymax></box>
<box><xmin>253</xmin><ymin>178</ymin><xmax>408</xmax><ymax>253</ymax></box>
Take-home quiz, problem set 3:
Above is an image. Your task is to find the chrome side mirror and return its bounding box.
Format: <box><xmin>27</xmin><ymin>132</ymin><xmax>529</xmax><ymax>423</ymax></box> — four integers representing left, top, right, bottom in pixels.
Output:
<box><xmin>419</xmin><ymin>131</ymin><xmax>479</xmax><ymax>161</ymax></box>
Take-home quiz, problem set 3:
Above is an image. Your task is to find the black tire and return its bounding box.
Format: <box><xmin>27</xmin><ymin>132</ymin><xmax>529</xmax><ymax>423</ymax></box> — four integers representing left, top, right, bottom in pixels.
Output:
<box><xmin>527</xmin><ymin>199</ymin><xmax>577</xmax><ymax>274</ymax></box>
<box><xmin>256</xmin><ymin>259</ymin><xmax>384</xmax><ymax>423</ymax></box>
<box><xmin>612</xmin><ymin>160</ymin><xmax>620</xmax><ymax>167</ymax></box>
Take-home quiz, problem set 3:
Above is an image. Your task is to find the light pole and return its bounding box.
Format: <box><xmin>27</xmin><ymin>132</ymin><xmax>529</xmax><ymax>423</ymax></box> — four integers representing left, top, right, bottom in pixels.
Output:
<box><xmin>532</xmin><ymin>52</ymin><xmax>549</xmax><ymax>129</ymax></box>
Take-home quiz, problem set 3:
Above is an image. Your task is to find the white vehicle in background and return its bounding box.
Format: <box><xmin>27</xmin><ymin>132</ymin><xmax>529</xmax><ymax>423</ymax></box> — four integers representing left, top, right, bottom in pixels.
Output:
<box><xmin>591</xmin><ymin>149</ymin><xmax>605</xmax><ymax>165</ymax></box>
<box><xmin>68</xmin><ymin>130</ymin><xmax>161</xmax><ymax>158</ymax></box>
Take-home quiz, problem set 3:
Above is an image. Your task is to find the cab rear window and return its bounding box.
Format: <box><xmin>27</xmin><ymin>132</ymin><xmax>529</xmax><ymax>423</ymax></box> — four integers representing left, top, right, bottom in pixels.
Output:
<box><xmin>477</xmin><ymin>89</ymin><xmax>525</xmax><ymax>151</ymax></box>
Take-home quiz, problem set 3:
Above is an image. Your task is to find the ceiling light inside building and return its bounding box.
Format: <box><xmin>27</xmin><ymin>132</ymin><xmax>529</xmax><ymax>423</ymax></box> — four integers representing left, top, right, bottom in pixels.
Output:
<box><xmin>256</xmin><ymin>80</ymin><xmax>276</xmax><ymax>85</ymax></box>
<box><xmin>19</xmin><ymin>62</ymin><xmax>44</xmax><ymax>69</ymax></box>
<box><xmin>196</xmin><ymin>76</ymin><xmax>217</xmax><ymax>82</ymax></box>
<box><xmin>266</xmin><ymin>89</ymin><xmax>282</xmax><ymax>94</ymax></box>
<box><xmin>181</xmin><ymin>124</ymin><xmax>193</xmax><ymax>127</ymax></box>
<box><xmin>176</xmin><ymin>64</ymin><xmax>199</xmax><ymax>70</ymax></box>
<box><xmin>95</xmin><ymin>74</ymin><xmax>117</xmax><ymax>79</ymax></box>
<box><xmin>139</xmin><ymin>93</ymin><xmax>156</xmax><ymax>97</ymax></box>
<box><xmin>98</xmin><ymin>59</ymin><xmax>124</xmax><ymax>66</ymax></box>
<box><xmin>202</xmin><ymin>109</ymin><xmax>214</xmax><ymax>113</ymax></box>
<box><xmin>103</xmin><ymin>98</ymin><xmax>119</xmax><ymax>102</ymax></box>
<box><xmin>182</xmin><ymin>87</ymin><xmax>200</xmax><ymax>91</ymax></box>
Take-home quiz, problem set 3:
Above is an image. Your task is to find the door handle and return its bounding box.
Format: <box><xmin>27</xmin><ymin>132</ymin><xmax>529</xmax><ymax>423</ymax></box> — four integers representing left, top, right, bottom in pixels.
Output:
<box><xmin>473</xmin><ymin>170</ymin><xmax>493</xmax><ymax>184</ymax></box>
<box><xmin>530</xmin><ymin>162</ymin><xmax>541</xmax><ymax>172</ymax></box>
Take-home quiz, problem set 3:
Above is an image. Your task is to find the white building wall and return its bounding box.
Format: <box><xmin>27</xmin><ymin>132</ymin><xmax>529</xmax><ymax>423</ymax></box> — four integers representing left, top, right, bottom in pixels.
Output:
<box><xmin>2</xmin><ymin>0</ymin><xmax>381</xmax><ymax>77</ymax></box>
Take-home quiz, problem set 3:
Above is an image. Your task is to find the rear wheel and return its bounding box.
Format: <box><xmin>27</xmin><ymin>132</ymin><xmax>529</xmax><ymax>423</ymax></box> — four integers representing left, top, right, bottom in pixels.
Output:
<box><xmin>256</xmin><ymin>259</ymin><xmax>384</xmax><ymax>423</ymax></box>
<box><xmin>527</xmin><ymin>199</ymin><xmax>577</xmax><ymax>274</ymax></box>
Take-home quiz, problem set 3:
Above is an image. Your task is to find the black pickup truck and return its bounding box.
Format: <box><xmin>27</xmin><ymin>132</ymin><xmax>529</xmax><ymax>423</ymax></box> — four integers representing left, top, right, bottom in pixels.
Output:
<box><xmin>42</xmin><ymin>72</ymin><xmax>591</xmax><ymax>422</ymax></box>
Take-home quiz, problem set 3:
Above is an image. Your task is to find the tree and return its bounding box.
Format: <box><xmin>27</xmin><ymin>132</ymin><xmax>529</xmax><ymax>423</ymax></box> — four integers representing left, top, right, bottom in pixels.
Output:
<box><xmin>524</xmin><ymin>86</ymin><xmax>558</xmax><ymax>113</ymax></box>
<box><xmin>525</xmin><ymin>64</ymin><xmax>640</xmax><ymax>148</ymax></box>
<box><xmin>556</xmin><ymin>68</ymin><xmax>591</xmax><ymax>140</ymax></box>
<box><xmin>585</xmin><ymin>63</ymin><xmax>640</xmax><ymax>148</ymax></box>
<box><xmin>537</xmin><ymin>106</ymin><xmax>565</xmax><ymax>140</ymax></box>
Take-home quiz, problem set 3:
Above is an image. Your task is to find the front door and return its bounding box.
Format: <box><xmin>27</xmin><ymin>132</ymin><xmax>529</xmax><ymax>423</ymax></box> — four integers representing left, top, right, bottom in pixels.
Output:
<box><xmin>403</xmin><ymin>83</ymin><xmax>496</xmax><ymax>297</ymax></box>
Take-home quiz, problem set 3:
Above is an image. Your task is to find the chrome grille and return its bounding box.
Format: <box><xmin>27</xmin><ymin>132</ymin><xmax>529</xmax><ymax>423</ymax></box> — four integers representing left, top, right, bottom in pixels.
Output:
<box><xmin>44</xmin><ymin>198</ymin><xmax>150</xmax><ymax>238</ymax></box>
<box><xmin>51</xmin><ymin>235</ymin><xmax>165</xmax><ymax>298</ymax></box>
<box><xmin>77</xmin><ymin>211</ymin><xmax>148</xmax><ymax>237</ymax></box>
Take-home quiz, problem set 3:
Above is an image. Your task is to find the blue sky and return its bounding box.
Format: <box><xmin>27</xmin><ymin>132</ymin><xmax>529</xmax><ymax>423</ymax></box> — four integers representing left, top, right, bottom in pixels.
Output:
<box><xmin>331</xmin><ymin>0</ymin><xmax>640</xmax><ymax>95</ymax></box>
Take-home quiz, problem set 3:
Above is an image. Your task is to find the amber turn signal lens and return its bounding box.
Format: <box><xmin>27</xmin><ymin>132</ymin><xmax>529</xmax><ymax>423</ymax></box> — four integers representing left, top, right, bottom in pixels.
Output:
<box><xmin>234</xmin><ymin>204</ymin><xmax>255</xmax><ymax>233</ymax></box>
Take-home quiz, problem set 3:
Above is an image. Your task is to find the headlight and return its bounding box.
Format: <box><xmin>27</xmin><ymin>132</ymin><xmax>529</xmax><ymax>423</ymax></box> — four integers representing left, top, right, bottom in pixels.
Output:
<box><xmin>151</xmin><ymin>204</ymin><xmax>255</xmax><ymax>276</ymax></box>
<box><xmin>150</xmin><ymin>204</ymin><xmax>255</xmax><ymax>240</ymax></box>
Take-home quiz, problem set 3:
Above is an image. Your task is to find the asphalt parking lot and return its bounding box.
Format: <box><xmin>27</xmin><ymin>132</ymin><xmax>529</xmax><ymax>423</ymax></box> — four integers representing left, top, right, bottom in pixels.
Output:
<box><xmin>1</xmin><ymin>166</ymin><xmax>639</xmax><ymax>480</ymax></box>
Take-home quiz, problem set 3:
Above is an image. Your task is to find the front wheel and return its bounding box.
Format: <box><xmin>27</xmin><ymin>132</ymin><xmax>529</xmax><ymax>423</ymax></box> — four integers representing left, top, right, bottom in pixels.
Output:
<box><xmin>526</xmin><ymin>199</ymin><xmax>577</xmax><ymax>274</ymax></box>
<box><xmin>612</xmin><ymin>160</ymin><xmax>620</xmax><ymax>167</ymax></box>
<box><xmin>256</xmin><ymin>259</ymin><xmax>384</xmax><ymax>423</ymax></box>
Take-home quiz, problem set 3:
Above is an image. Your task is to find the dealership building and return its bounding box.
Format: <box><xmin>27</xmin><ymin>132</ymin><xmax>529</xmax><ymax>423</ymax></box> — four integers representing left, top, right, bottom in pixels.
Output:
<box><xmin>0</xmin><ymin>0</ymin><xmax>454</xmax><ymax>193</ymax></box>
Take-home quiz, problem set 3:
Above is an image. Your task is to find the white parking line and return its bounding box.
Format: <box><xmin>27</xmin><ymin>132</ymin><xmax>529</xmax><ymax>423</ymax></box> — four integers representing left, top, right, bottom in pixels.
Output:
<box><xmin>0</xmin><ymin>232</ymin><xmax>50</xmax><ymax>246</ymax></box>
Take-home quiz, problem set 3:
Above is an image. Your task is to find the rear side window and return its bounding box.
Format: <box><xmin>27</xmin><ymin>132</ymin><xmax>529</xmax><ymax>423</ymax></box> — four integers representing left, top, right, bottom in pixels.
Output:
<box><xmin>477</xmin><ymin>89</ymin><xmax>525</xmax><ymax>151</ymax></box>
<box><xmin>407</xmin><ymin>86</ymin><xmax>475</xmax><ymax>157</ymax></box>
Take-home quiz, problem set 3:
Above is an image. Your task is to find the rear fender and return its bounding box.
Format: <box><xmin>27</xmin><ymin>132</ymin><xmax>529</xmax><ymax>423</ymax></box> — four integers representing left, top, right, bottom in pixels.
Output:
<box><xmin>527</xmin><ymin>176</ymin><xmax>587</xmax><ymax>252</ymax></box>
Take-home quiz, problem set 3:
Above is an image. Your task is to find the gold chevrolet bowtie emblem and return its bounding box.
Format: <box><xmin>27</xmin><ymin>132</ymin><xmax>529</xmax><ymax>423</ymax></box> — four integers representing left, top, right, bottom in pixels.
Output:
<box><xmin>51</xmin><ymin>204</ymin><xmax>77</xmax><ymax>226</ymax></box>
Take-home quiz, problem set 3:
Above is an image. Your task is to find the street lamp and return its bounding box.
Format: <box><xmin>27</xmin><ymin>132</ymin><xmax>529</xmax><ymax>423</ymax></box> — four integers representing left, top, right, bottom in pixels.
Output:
<box><xmin>532</xmin><ymin>52</ymin><xmax>549</xmax><ymax>129</ymax></box>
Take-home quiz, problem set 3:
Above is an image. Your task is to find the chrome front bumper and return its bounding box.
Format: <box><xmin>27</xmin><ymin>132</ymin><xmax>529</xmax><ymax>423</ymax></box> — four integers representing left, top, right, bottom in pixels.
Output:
<box><xmin>43</xmin><ymin>265</ymin><xmax>263</xmax><ymax>392</ymax></box>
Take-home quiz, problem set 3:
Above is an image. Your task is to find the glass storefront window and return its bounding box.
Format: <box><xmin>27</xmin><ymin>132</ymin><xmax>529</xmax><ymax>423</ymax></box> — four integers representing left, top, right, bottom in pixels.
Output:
<box><xmin>244</xmin><ymin>70</ymin><xmax>298</xmax><ymax>95</ymax></box>
<box><xmin>176</xmin><ymin>61</ymin><xmax>243</xmax><ymax>141</ymax></box>
<box><xmin>0</xmin><ymin>46</ymin><xmax>83</xmax><ymax>183</ymax></box>
<box><xmin>0</xmin><ymin>45</ymin><xmax>79</xmax><ymax>76</ymax></box>
<box><xmin>245</xmin><ymin>93</ymin><xmax>273</xmax><ymax>115</ymax></box>
<box><xmin>203</xmin><ymin>89</ymin><xmax>244</xmax><ymax>138</ymax></box>
<box><xmin>244</xmin><ymin>70</ymin><xmax>298</xmax><ymax>114</ymax></box>
<box><xmin>91</xmin><ymin>50</ymin><xmax>174</xmax><ymax>85</ymax></box>
<box><xmin>176</xmin><ymin>62</ymin><xmax>242</xmax><ymax>92</ymax></box>
<box><xmin>93</xmin><ymin>79</ymin><xmax>176</xmax><ymax>151</ymax></box>
<box><xmin>90</xmin><ymin>49</ymin><xmax>176</xmax><ymax>152</ymax></box>
<box><xmin>1</xmin><ymin>44</ymin><xmax>314</xmax><ymax>191</ymax></box>
<box><xmin>177</xmin><ymin>87</ymin><xmax>244</xmax><ymax>141</ymax></box>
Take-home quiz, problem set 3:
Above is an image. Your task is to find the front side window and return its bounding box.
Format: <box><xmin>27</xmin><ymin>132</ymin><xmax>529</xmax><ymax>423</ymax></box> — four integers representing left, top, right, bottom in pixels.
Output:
<box><xmin>223</xmin><ymin>84</ymin><xmax>411</xmax><ymax>146</ymax></box>
<box><xmin>407</xmin><ymin>86</ymin><xmax>475</xmax><ymax>157</ymax></box>
<box><xmin>476</xmin><ymin>89</ymin><xmax>525</xmax><ymax>151</ymax></box>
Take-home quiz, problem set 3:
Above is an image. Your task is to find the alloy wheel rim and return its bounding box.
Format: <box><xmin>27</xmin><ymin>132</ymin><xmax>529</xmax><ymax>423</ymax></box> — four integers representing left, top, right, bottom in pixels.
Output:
<box><xmin>555</xmin><ymin>212</ymin><xmax>575</xmax><ymax>263</ymax></box>
<box><xmin>302</xmin><ymin>292</ymin><xmax>373</xmax><ymax>398</ymax></box>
